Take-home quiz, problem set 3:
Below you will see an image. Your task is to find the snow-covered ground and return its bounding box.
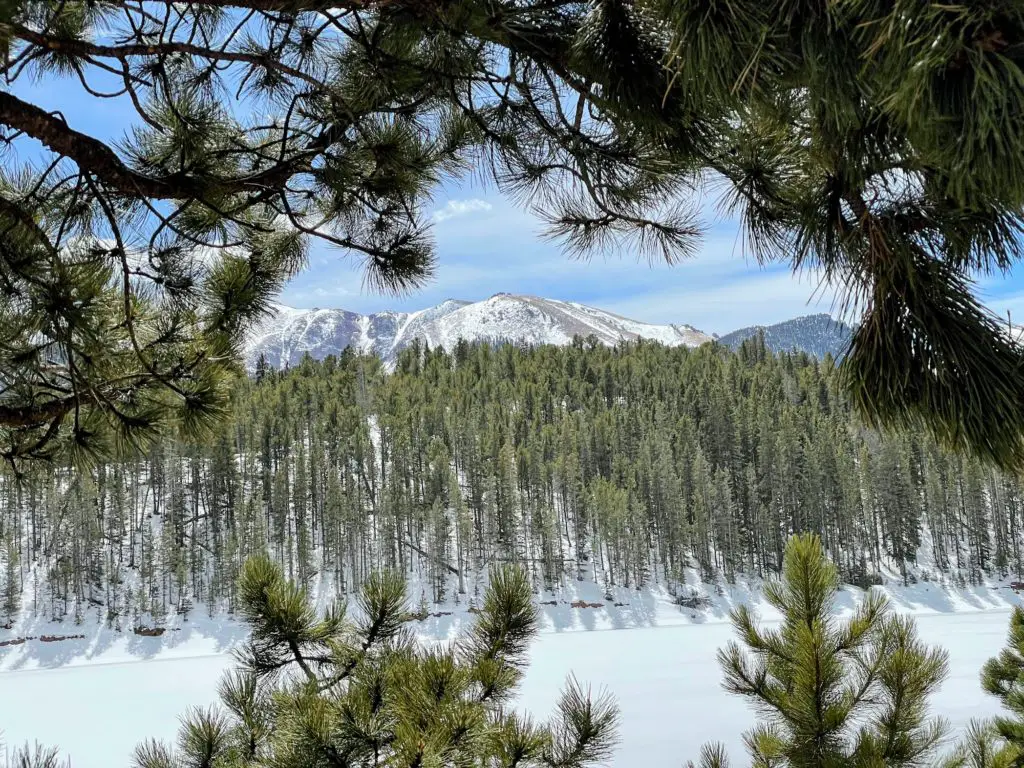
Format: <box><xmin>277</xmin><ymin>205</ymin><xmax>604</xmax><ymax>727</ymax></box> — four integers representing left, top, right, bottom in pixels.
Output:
<box><xmin>2</xmin><ymin>577</ymin><xmax>1022</xmax><ymax>767</ymax></box>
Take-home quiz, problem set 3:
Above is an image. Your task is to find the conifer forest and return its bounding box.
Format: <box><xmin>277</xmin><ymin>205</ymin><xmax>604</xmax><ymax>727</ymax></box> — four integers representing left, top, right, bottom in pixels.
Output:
<box><xmin>0</xmin><ymin>335</ymin><xmax>1019</xmax><ymax>628</ymax></box>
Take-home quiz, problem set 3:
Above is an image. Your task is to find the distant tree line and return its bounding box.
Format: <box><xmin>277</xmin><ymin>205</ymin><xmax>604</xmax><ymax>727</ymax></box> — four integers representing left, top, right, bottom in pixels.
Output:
<box><xmin>1</xmin><ymin>335</ymin><xmax>1021</xmax><ymax>625</ymax></box>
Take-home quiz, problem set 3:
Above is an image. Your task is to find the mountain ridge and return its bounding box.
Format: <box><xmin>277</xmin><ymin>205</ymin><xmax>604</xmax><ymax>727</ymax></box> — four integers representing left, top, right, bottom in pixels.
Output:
<box><xmin>245</xmin><ymin>295</ymin><xmax>851</xmax><ymax>369</ymax></box>
<box><xmin>718</xmin><ymin>314</ymin><xmax>855</xmax><ymax>359</ymax></box>
<box><xmin>246</xmin><ymin>293</ymin><xmax>716</xmax><ymax>369</ymax></box>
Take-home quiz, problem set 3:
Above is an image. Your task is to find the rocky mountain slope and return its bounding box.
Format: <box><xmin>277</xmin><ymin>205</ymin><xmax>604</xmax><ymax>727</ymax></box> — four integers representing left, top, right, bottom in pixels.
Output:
<box><xmin>246</xmin><ymin>294</ymin><xmax>714</xmax><ymax>369</ymax></box>
<box><xmin>717</xmin><ymin>314</ymin><xmax>855</xmax><ymax>359</ymax></box>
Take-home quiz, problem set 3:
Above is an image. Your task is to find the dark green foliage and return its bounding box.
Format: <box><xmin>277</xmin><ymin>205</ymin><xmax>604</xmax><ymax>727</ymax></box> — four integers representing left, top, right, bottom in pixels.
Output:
<box><xmin>689</xmin><ymin>533</ymin><xmax>949</xmax><ymax>768</ymax></box>
<box><xmin>0</xmin><ymin>0</ymin><xmax>699</xmax><ymax>468</ymax></box>
<box><xmin>654</xmin><ymin>0</ymin><xmax>1024</xmax><ymax>469</ymax></box>
<box><xmin>980</xmin><ymin>606</ymin><xmax>1024</xmax><ymax>765</ymax></box>
<box><xmin>133</xmin><ymin>556</ymin><xmax>618</xmax><ymax>768</ymax></box>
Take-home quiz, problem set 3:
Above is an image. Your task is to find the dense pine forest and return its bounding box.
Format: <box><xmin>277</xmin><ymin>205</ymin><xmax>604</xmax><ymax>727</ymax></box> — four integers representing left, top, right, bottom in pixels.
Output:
<box><xmin>1</xmin><ymin>336</ymin><xmax>1020</xmax><ymax>626</ymax></box>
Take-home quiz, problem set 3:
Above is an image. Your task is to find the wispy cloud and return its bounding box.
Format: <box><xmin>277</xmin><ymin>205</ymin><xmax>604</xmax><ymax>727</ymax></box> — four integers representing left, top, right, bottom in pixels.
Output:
<box><xmin>432</xmin><ymin>198</ymin><xmax>493</xmax><ymax>223</ymax></box>
<box><xmin>283</xmin><ymin>284</ymin><xmax>358</xmax><ymax>306</ymax></box>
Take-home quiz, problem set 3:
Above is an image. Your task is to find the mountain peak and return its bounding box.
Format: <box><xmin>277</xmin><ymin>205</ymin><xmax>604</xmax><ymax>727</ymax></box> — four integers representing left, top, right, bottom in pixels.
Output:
<box><xmin>247</xmin><ymin>303</ymin><xmax>855</xmax><ymax>371</ymax></box>
<box><xmin>246</xmin><ymin>296</ymin><xmax>714</xmax><ymax>369</ymax></box>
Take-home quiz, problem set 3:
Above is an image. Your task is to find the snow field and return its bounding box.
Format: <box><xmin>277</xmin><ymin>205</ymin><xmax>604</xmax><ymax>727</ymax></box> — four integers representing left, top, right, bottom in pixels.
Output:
<box><xmin>0</xmin><ymin>608</ymin><xmax>1015</xmax><ymax>768</ymax></box>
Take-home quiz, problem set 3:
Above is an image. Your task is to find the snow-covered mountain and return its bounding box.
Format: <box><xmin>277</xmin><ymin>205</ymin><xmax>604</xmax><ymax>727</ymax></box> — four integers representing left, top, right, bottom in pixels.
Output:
<box><xmin>246</xmin><ymin>293</ymin><xmax>714</xmax><ymax>369</ymax></box>
<box><xmin>717</xmin><ymin>314</ymin><xmax>855</xmax><ymax>359</ymax></box>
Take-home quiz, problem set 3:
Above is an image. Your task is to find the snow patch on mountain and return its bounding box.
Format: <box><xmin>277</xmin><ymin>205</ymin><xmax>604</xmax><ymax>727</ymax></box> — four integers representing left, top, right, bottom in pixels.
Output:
<box><xmin>246</xmin><ymin>294</ymin><xmax>714</xmax><ymax>369</ymax></box>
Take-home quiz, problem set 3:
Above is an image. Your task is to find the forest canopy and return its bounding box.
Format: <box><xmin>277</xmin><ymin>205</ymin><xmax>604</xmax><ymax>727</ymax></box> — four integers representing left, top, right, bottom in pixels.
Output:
<box><xmin>2</xmin><ymin>338</ymin><xmax>1021</xmax><ymax>626</ymax></box>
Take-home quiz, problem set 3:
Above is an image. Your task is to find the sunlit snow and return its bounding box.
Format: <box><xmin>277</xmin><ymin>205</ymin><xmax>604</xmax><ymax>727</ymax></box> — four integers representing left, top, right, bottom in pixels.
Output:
<box><xmin>245</xmin><ymin>294</ymin><xmax>714</xmax><ymax>370</ymax></box>
<box><xmin>2</xmin><ymin>579</ymin><xmax>1020</xmax><ymax>767</ymax></box>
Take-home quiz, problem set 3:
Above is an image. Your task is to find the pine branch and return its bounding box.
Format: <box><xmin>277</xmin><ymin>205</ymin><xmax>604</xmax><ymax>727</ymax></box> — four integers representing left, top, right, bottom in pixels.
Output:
<box><xmin>10</xmin><ymin>24</ymin><xmax>325</xmax><ymax>88</ymax></box>
<box><xmin>0</xmin><ymin>90</ymin><xmax>340</xmax><ymax>201</ymax></box>
<box><xmin>0</xmin><ymin>91</ymin><xmax>192</xmax><ymax>200</ymax></box>
<box><xmin>0</xmin><ymin>398</ymin><xmax>75</xmax><ymax>429</ymax></box>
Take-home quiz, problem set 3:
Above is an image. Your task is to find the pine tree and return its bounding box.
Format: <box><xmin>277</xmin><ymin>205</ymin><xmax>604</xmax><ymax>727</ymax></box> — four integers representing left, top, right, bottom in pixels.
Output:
<box><xmin>134</xmin><ymin>556</ymin><xmax>619</xmax><ymax>768</ymax></box>
<box><xmin>0</xmin><ymin>742</ymin><xmax>66</xmax><ymax>768</ymax></box>
<box><xmin>658</xmin><ymin>0</ymin><xmax>1024</xmax><ymax>469</ymax></box>
<box><xmin>2</xmin><ymin>535</ymin><xmax>19</xmax><ymax>623</ymax></box>
<box><xmin>945</xmin><ymin>721</ymin><xmax>1020</xmax><ymax>768</ymax></box>
<box><xmin>689</xmin><ymin>533</ymin><xmax>949</xmax><ymax>768</ymax></box>
<box><xmin>1</xmin><ymin>0</ymin><xmax>696</xmax><ymax>468</ymax></box>
<box><xmin>980</xmin><ymin>606</ymin><xmax>1024</xmax><ymax>764</ymax></box>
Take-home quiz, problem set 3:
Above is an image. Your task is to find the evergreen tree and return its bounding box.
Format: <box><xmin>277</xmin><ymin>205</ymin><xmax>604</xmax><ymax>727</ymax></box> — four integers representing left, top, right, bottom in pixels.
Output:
<box><xmin>658</xmin><ymin>0</ymin><xmax>1024</xmax><ymax>469</ymax></box>
<box><xmin>134</xmin><ymin>556</ymin><xmax>618</xmax><ymax>768</ymax></box>
<box><xmin>0</xmin><ymin>741</ymin><xmax>66</xmax><ymax>768</ymax></box>
<box><xmin>1</xmin><ymin>0</ymin><xmax>696</xmax><ymax>467</ymax></box>
<box><xmin>689</xmin><ymin>533</ymin><xmax>949</xmax><ymax>768</ymax></box>
<box><xmin>946</xmin><ymin>721</ymin><xmax>1020</xmax><ymax>768</ymax></box>
<box><xmin>1</xmin><ymin>535</ymin><xmax>19</xmax><ymax>623</ymax></box>
<box><xmin>980</xmin><ymin>606</ymin><xmax>1024</xmax><ymax>764</ymax></box>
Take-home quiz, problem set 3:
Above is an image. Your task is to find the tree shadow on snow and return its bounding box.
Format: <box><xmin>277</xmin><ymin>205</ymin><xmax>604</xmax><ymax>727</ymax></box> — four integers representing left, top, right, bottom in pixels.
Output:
<box><xmin>0</xmin><ymin>610</ymin><xmax>249</xmax><ymax>671</ymax></box>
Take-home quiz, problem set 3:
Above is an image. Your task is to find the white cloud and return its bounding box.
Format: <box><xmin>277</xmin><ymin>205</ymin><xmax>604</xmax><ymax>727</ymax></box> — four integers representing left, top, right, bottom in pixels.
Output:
<box><xmin>285</xmin><ymin>285</ymin><xmax>357</xmax><ymax>304</ymax></box>
<box><xmin>431</xmin><ymin>198</ymin><xmax>493</xmax><ymax>223</ymax></box>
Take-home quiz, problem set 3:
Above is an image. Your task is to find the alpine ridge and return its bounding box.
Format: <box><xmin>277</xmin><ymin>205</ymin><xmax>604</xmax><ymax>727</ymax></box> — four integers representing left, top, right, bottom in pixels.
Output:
<box><xmin>246</xmin><ymin>294</ymin><xmax>715</xmax><ymax>369</ymax></box>
<box><xmin>718</xmin><ymin>314</ymin><xmax>855</xmax><ymax>359</ymax></box>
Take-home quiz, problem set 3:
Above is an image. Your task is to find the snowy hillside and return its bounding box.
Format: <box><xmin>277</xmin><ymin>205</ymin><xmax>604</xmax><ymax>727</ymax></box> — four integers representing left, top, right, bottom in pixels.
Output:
<box><xmin>718</xmin><ymin>313</ymin><xmax>854</xmax><ymax>358</ymax></box>
<box><xmin>245</xmin><ymin>294</ymin><xmax>714</xmax><ymax>369</ymax></box>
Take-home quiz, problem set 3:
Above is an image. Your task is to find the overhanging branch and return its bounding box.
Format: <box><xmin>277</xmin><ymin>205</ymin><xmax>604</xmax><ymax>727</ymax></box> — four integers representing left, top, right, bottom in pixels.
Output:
<box><xmin>0</xmin><ymin>91</ymin><xmax>322</xmax><ymax>201</ymax></box>
<box><xmin>11</xmin><ymin>24</ymin><xmax>325</xmax><ymax>88</ymax></box>
<box><xmin>0</xmin><ymin>90</ymin><xmax>202</xmax><ymax>199</ymax></box>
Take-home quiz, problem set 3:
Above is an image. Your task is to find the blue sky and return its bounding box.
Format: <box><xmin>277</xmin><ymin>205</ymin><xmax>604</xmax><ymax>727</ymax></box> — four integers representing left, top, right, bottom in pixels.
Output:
<box><xmin>282</xmin><ymin>180</ymin><xmax>1024</xmax><ymax>335</ymax></box>
<box><xmin>282</xmin><ymin>186</ymin><xmax>827</xmax><ymax>335</ymax></box>
<box><xmin>17</xmin><ymin>76</ymin><xmax>1024</xmax><ymax>336</ymax></box>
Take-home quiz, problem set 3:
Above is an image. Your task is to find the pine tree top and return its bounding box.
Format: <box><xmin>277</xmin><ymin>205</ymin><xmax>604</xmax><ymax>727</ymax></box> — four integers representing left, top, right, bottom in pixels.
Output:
<box><xmin>133</xmin><ymin>556</ymin><xmax>619</xmax><ymax>768</ymax></box>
